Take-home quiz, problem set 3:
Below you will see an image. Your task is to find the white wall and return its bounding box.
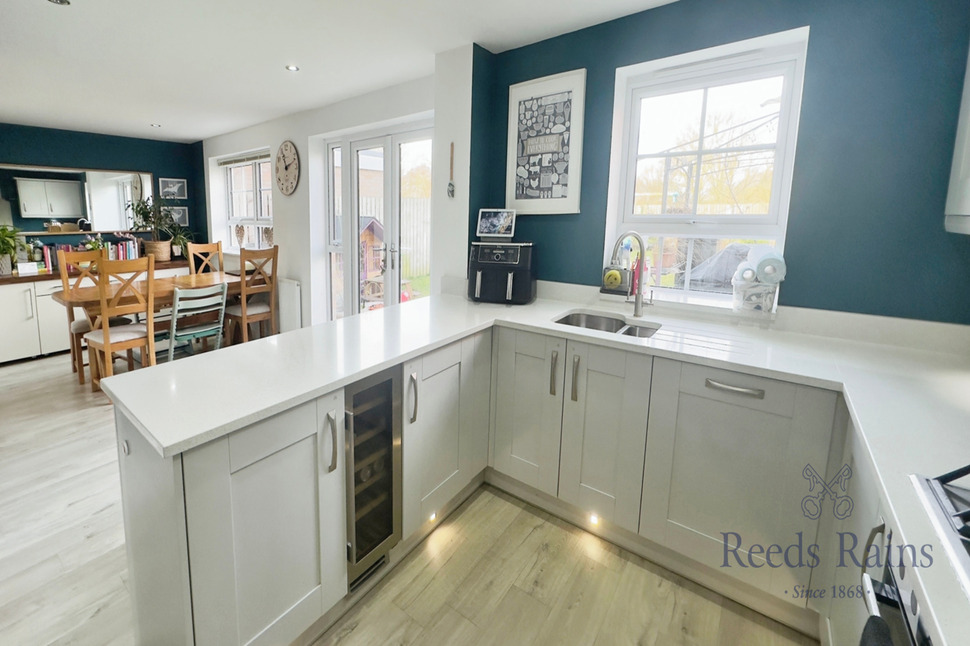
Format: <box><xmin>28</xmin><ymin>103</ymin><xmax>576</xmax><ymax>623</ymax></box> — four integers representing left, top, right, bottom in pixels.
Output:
<box><xmin>430</xmin><ymin>45</ymin><xmax>475</xmax><ymax>296</ymax></box>
<box><xmin>203</xmin><ymin>76</ymin><xmax>434</xmax><ymax>326</ymax></box>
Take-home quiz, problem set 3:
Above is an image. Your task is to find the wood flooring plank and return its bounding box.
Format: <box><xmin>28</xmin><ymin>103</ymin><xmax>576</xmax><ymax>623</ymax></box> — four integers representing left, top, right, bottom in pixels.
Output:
<box><xmin>532</xmin><ymin>555</ymin><xmax>620</xmax><ymax>646</ymax></box>
<box><xmin>473</xmin><ymin>584</ymin><xmax>550</xmax><ymax>646</ymax></box>
<box><xmin>512</xmin><ymin>517</ymin><xmax>583</xmax><ymax>606</ymax></box>
<box><xmin>411</xmin><ymin>606</ymin><xmax>479</xmax><ymax>646</ymax></box>
<box><xmin>449</xmin><ymin>508</ymin><xmax>549</xmax><ymax>626</ymax></box>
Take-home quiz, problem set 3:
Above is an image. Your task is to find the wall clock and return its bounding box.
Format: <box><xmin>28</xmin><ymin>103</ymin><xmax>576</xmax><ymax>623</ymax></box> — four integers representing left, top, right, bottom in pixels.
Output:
<box><xmin>131</xmin><ymin>173</ymin><xmax>143</xmax><ymax>202</ymax></box>
<box><xmin>275</xmin><ymin>140</ymin><xmax>300</xmax><ymax>196</ymax></box>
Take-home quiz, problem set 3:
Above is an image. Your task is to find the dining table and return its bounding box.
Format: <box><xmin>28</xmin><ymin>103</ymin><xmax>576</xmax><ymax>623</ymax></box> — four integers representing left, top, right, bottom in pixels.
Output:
<box><xmin>51</xmin><ymin>271</ymin><xmax>243</xmax><ymax>326</ymax></box>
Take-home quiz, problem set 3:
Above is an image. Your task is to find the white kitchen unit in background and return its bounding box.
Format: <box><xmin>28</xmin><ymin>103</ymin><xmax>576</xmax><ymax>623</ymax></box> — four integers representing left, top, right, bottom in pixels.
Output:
<box><xmin>15</xmin><ymin>178</ymin><xmax>84</xmax><ymax>218</ymax></box>
<box><xmin>0</xmin><ymin>282</ymin><xmax>42</xmax><ymax>362</ymax></box>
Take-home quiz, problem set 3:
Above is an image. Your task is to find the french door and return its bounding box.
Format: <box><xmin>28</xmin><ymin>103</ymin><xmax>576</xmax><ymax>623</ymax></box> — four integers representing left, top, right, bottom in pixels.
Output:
<box><xmin>327</xmin><ymin>128</ymin><xmax>432</xmax><ymax>319</ymax></box>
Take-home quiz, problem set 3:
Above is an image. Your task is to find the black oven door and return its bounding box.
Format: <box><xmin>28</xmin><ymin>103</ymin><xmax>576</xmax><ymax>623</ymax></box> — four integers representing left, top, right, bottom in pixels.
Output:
<box><xmin>860</xmin><ymin>522</ymin><xmax>931</xmax><ymax>646</ymax></box>
<box><xmin>861</xmin><ymin>574</ymin><xmax>916</xmax><ymax>646</ymax></box>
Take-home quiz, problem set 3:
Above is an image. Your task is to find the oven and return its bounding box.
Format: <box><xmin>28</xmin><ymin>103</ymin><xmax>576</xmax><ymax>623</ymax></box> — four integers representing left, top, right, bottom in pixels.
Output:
<box><xmin>859</xmin><ymin>520</ymin><xmax>933</xmax><ymax>646</ymax></box>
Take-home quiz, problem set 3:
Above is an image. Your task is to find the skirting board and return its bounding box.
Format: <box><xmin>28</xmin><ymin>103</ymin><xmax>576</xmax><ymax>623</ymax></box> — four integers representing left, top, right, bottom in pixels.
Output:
<box><xmin>483</xmin><ymin>468</ymin><xmax>822</xmax><ymax>641</ymax></box>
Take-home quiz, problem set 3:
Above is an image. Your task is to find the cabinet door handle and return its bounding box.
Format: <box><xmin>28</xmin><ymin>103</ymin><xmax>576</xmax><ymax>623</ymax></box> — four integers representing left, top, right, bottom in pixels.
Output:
<box><xmin>25</xmin><ymin>290</ymin><xmax>34</xmax><ymax>319</ymax></box>
<box><xmin>549</xmin><ymin>350</ymin><xmax>559</xmax><ymax>396</ymax></box>
<box><xmin>344</xmin><ymin>411</ymin><xmax>356</xmax><ymax>564</ymax></box>
<box><xmin>704</xmin><ymin>378</ymin><xmax>765</xmax><ymax>399</ymax></box>
<box><xmin>861</xmin><ymin>520</ymin><xmax>886</xmax><ymax>585</ymax></box>
<box><xmin>409</xmin><ymin>371</ymin><xmax>419</xmax><ymax>424</ymax></box>
<box><xmin>571</xmin><ymin>355</ymin><xmax>580</xmax><ymax>402</ymax></box>
<box><xmin>326</xmin><ymin>410</ymin><xmax>338</xmax><ymax>473</ymax></box>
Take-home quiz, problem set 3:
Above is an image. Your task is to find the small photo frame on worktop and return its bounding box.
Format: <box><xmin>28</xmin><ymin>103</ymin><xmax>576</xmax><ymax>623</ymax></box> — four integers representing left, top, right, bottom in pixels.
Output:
<box><xmin>476</xmin><ymin>209</ymin><xmax>516</xmax><ymax>237</ymax></box>
<box><xmin>169</xmin><ymin>207</ymin><xmax>189</xmax><ymax>226</ymax></box>
<box><xmin>506</xmin><ymin>68</ymin><xmax>586</xmax><ymax>215</ymax></box>
<box><xmin>158</xmin><ymin>178</ymin><xmax>188</xmax><ymax>200</ymax></box>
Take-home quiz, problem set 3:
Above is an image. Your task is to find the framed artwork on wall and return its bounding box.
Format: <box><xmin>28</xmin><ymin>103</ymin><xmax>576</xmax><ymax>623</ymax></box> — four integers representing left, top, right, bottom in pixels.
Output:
<box><xmin>506</xmin><ymin>68</ymin><xmax>586</xmax><ymax>214</ymax></box>
<box><xmin>158</xmin><ymin>178</ymin><xmax>188</xmax><ymax>200</ymax></box>
<box><xmin>169</xmin><ymin>206</ymin><xmax>189</xmax><ymax>226</ymax></box>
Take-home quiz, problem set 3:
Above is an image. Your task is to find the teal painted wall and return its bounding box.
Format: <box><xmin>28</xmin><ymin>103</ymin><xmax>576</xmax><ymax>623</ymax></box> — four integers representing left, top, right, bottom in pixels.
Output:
<box><xmin>0</xmin><ymin>123</ymin><xmax>207</xmax><ymax>243</ymax></box>
<box><xmin>470</xmin><ymin>0</ymin><xmax>970</xmax><ymax>324</ymax></box>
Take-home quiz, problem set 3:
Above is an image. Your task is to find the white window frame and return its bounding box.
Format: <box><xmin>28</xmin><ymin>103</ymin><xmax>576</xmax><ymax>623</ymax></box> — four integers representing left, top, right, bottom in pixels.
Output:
<box><xmin>223</xmin><ymin>152</ymin><xmax>273</xmax><ymax>250</ymax></box>
<box><xmin>603</xmin><ymin>28</ymin><xmax>809</xmax><ymax>305</ymax></box>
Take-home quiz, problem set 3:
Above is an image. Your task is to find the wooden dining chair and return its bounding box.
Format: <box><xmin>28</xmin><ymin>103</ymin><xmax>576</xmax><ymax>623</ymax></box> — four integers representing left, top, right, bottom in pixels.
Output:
<box><xmin>57</xmin><ymin>249</ymin><xmax>132</xmax><ymax>385</ymax></box>
<box><xmin>84</xmin><ymin>256</ymin><xmax>156</xmax><ymax>392</ymax></box>
<box><xmin>163</xmin><ymin>283</ymin><xmax>228</xmax><ymax>362</ymax></box>
<box><xmin>187</xmin><ymin>241</ymin><xmax>224</xmax><ymax>274</ymax></box>
<box><xmin>224</xmin><ymin>245</ymin><xmax>278</xmax><ymax>344</ymax></box>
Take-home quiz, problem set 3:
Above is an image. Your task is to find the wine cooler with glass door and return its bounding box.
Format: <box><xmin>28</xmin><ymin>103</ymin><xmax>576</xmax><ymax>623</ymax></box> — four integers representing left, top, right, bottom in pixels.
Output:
<box><xmin>345</xmin><ymin>365</ymin><xmax>403</xmax><ymax>588</ymax></box>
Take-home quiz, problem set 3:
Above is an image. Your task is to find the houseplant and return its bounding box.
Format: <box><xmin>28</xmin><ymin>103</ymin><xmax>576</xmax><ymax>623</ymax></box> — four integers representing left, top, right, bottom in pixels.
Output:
<box><xmin>0</xmin><ymin>225</ymin><xmax>27</xmax><ymax>275</ymax></box>
<box><xmin>168</xmin><ymin>223</ymin><xmax>194</xmax><ymax>257</ymax></box>
<box><xmin>128</xmin><ymin>197</ymin><xmax>176</xmax><ymax>262</ymax></box>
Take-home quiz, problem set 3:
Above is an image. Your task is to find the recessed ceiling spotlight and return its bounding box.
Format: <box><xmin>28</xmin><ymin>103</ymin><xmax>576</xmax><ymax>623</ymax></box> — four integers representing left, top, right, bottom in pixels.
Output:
<box><xmin>150</xmin><ymin>123</ymin><xmax>162</xmax><ymax>128</ymax></box>
<box><xmin>285</xmin><ymin>65</ymin><xmax>300</xmax><ymax>72</ymax></box>
<box><xmin>47</xmin><ymin>0</ymin><xmax>70</xmax><ymax>5</ymax></box>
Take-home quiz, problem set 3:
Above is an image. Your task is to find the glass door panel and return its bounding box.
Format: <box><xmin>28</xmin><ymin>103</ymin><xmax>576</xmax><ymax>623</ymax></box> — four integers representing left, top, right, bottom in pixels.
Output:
<box><xmin>398</xmin><ymin>138</ymin><xmax>432</xmax><ymax>302</ymax></box>
<box><xmin>356</xmin><ymin>145</ymin><xmax>388</xmax><ymax>312</ymax></box>
<box><xmin>329</xmin><ymin>146</ymin><xmax>345</xmax><ymax>319</ymax></box>
<box><xmin>326</xmin><ymin>127</ymin><xmax>432</xmax><ymax>319</ymax></box>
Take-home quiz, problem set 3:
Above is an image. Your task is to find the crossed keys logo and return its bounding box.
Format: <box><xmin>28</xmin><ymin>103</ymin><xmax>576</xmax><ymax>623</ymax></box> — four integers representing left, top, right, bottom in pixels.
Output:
<box><xmin>801</xmin><ymin>464</ymin><xmax>854</xmax><ymax>520</ymax></box>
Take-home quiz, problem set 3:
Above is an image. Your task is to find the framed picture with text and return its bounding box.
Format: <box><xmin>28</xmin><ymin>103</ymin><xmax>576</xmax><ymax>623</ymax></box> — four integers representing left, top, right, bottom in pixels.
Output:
<box><xmin>506</xmin><ymin>69</ymin><xmax>586</xmax><ymax>214</ymax></box>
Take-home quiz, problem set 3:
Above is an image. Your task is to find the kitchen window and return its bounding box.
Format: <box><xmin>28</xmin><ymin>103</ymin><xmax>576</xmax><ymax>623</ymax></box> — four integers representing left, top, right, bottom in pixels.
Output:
<box><xmin>605</xmin><ymin>28</ymin><xmax>808</xmax><ymax>304</ymax></box>
<box><xmin>222</xmin><ymin>152</ymin><xmax>273</xmax><ymax>250</ymax></box>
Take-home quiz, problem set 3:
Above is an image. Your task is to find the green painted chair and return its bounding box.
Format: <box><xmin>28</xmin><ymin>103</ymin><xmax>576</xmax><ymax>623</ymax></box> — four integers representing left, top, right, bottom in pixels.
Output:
<box><xmin>163</xmin><ymin>283</ymin><xmax>228</xmax><ymax>362</ymax></box>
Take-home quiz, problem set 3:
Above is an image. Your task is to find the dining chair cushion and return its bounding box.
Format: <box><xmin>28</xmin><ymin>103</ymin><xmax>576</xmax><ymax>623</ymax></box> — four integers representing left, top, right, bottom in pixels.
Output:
<box><xmin>84</xmin><ymin>323</ymin><xmax>149</xmax><ymax>345</ymax></box>
<box><xmin>225</xmin><ymin>301</ymin><xmax>271</xmax><ymax>316</ymax></box>
<box><xmin>70</xmin><ymin>316</ymin><xmax>133</xmax><ymax>335</ymax></box>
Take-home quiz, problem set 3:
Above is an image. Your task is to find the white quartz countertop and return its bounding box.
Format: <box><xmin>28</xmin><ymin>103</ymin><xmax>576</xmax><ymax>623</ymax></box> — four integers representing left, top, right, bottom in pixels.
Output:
<box><xmin>101</xmin><ymin>294</ymin><xmax>970</xmax><ymax>643</ymax></box>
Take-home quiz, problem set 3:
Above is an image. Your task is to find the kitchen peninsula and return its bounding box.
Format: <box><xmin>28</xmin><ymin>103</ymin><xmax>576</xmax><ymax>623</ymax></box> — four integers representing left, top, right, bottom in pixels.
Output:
<box><xmin>102</xmin><ymin>294</ymin><xmax>970</xmax><ymax>646</ymax></box>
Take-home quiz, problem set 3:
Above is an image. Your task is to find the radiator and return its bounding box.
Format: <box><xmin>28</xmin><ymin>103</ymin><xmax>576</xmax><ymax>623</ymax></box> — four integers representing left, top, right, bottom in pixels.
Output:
<box><xmin>278</xmin><ymin>278</ymin><xmax>302</xmax><ymax>332</ymax></box>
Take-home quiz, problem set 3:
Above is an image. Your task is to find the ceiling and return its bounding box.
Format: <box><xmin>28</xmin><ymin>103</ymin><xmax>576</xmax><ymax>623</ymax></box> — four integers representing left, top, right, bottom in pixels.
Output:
<box><xmin>0</xmin><ymin>0</ymin><xmax>677</xmax><ymax>144</ymax></box>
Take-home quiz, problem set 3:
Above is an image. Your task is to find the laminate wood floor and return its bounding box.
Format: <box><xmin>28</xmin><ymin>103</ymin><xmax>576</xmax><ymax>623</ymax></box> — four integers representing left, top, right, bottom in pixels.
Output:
<box><xmin>0</xmin><ymin>352</ymin><xmax>134</xmax><ymax>645</ymax></box>
<box><xmin>2</xmin><ymin>353</ymin><xmax>818</xmax><ymax>646</ymax></box>
<box><xmin>315</xmin><ymin>487</ymin><xmax>818</xmax><ymax>646</ymax></box>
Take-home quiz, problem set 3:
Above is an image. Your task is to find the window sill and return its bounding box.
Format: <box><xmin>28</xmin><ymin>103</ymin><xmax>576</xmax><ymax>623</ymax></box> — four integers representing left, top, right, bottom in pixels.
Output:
<box><xmin>596</xmin><ymin>287</ymin><xmax>776</xmax><ymax>324</ymax></box>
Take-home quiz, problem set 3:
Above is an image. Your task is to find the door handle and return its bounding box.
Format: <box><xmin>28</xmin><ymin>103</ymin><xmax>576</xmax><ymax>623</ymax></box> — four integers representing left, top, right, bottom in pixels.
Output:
<box><xmin>326</xmin><ymin>410</ymin><xmax>338</xmax><ymax>473</ymax></box>
<box><xmin>474</xmin><ymin>270</ymin><xmax>482</xmax><ymax>299</ymax></box>
<box><xmin>344</xmin><ymin>411</ymin><xmax>356</xmax><ymax>564</ymax></box>
<box><xmin>704</xmin><ymin>378</ymin><xmax>765</xmax><ymax>400</ymax></box>
<box><xmin>506</xmin><ymin>272</ymin><xmax>514</xmax><ymax>301</ymax></box>
<box><xmin>549</xmin><ymin>350</ymin><xmax>559</xmax><ymax>396</ymax></box>
<box><xmin>390</xmin><ymin>244</ymin><xmax>397</xmax><ymax>270</ymax></box>
<box><xmin>409</xmin><ymin>371</ymin><xmax>419</xmax><ymax>424</ymax></box>
<box><xmin>571</xmin><ymin>355</ymin><xmax>580</xmax><ymax>402</ymax></box>
<box><xmin>25</xmin><ymin>290</ymin><xmax>34</xmax><ymax>319</ymax></box>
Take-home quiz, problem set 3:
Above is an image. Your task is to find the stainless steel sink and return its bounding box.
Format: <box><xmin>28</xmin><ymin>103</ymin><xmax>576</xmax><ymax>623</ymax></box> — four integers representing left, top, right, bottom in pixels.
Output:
<box><xmin>619</xmin><ymin>324</ymin><xmax>660</xmax><ymax>338</ymax></box>
<box><xmin>555</xmin><ymin>312</ymin><xmax>627</xmax><ymax>333</ymax></box>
